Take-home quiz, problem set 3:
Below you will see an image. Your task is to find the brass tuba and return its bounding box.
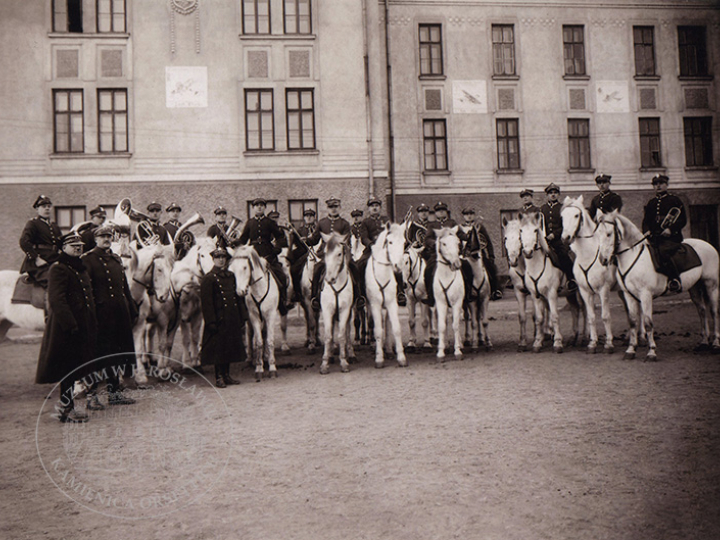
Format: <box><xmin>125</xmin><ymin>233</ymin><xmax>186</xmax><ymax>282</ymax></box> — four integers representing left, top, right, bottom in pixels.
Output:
<box><xmin>117</xmin><ymin>199</ymin><xmax>158</xmax><ymax>247</ymax></box>
<box><xmin>660</xmin><ymin>207</ymin><xmax>682</xmax><ymax>230</ymax></box>
<box><xmin>173</xmin><ymin>213</ymin><xmax>205</xmax><ymax>249</ymax></box>
<box><xmin>218</xmin><ymin>216</ymin><xmax>243</xmax><ymax>245</ymax></box>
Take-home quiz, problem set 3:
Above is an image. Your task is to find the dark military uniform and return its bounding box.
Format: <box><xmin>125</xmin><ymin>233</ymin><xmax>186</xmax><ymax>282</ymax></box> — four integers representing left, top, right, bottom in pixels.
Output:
<box><xmin>290</xmin><ymin>221</ymin><xmax>317</xmax><ymax>301</ymax></box>
<box><xmin>642</xmin><ymin>191</ymin><xmax>687</xmax><ymax>280</ymax></box>
<box><xmin>80</xmin><ymin>225</ymin><xmax>100</xmax><ymax>252</ymax></box>
<box><xmin>238</xmin><ymin>213</ymin><xmax>289</xmax><ymax>312</ymax></box>
<box><xmin>164</xmin><ymin>219</ymin><xmax>181</xmax><ymax>240</ymax></box>
<box><xmin>19</xmin><ymin>216</ymin><xmax>62</xmax><ymax>287</ymax></box>
<box><xmin>589</xmin><ymin>191</ymin><xmax>623</xmax><ymax>218</ymax></box>
<box><xmin>540</xmin><ymin>200</ymin><xmax>575</xmax><ymax>282</ymax></box>
<box><xmin>458</xmin><ymin>222</ymin><xmax>501</xmax><ymax>296</ymax></box>
<box><xmin>200</xmin><ymin>266</ymin><xmax>247</xmax><ymax>380</ymax></box>
<box><xmin>82</xmin><ymin>245</ymin><xmax>138</xmax><ymax>391</ymax></box>
<box><xmin>423</xmin><ymin>216</ymin><xmax>474</xmax><ymax>304</ymax></box>
<box><xmin>520</xmin><ymin>202</ymin><xmax>541</xmax><ymax>216</ymax></box>
<box><xmin>207</xmin><ymin>222</ymin><xmax>231</xmax><ymax>247</ymax></box>
<box><xmin>309</xmin><ymin>215</ymin><xmax>362</xmax><ymax>302</ymax></box>
<box><xmin>136</xmin><ymin>219</ymin><xmax>171</xmax><ymax>247</ymax></box>
<box><xmin>36</xmin><ymin>252</ymin><xmax>97</xmax><ymax>413</ymax></box>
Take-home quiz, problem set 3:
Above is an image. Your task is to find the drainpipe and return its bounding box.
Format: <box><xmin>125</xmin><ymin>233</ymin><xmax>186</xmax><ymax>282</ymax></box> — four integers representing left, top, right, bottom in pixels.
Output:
<box><xmin>361</xmin><ymin>0</ymin><xmax>374</xmax><ymax>202</ymax></box>
<box><xmin>383</xmin><ymin>0</ymin><xmax>396</xmax><ymax>221</ymax></box>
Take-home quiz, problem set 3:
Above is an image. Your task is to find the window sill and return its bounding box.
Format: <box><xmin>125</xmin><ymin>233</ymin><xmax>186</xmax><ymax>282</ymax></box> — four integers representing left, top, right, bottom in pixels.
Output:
<box><xmin>419</xmin><ymin>75</ymin><xmax>447</xmax><ymax>81</ymax></box>
<box><xmin>492</xmin><ymin>75</ymin><xmax>520</xmax><ymax>81</ymax></box>
<box><xmin>48</xmin><ymin>32</ymin><xmax>130</xmax><ymax>40</ymax></box>
<box><xmin>422</xmin><ymin>170</ymin><xmax>451</xmax><ymax>176</ymax></box>
<box><xmin>239</xmin><ymin>34</ymin><xmax>316</xmax><ymax>41</ymax></box>
<box><xmin>563</xmin><ymin>75</ymin><xmax>591</xmax><ymax>81</ymax></box>
<box><xmin>639</xmin><ymin>166</ymin><xmax>666</xmax><ymax>172</ymax></box>
<box><xmin>496</xmin><ymin>168</ymin><xmax>524</xmax><ymax>175</ymax></box>
<box><xmin>684</xmin><ymin>165</ymin><xmax>718</xmax><ymax>172</ymax></box>
<box><xmin>567</xmin><ymin>168</ymin><xmax>596</xmax><ymax>174</ymax></box>
<box><xmin>678</xmin><ymin>75</ymin><xmax>714</xmax><ymax>82</ymax></box>
<box><xmin>50</xmin><ymin>152</ymin><xmax>132</xmax><ymax>159</ymax></box>
<box><xmin>244</xmin><ymin>149</ymin><xmax>319</xmax><ymax>156</ymax></box>
<box><xmin>634</xmin><ymin>75</ymin><xmax>661</xmax><ymax>81</ymax></box>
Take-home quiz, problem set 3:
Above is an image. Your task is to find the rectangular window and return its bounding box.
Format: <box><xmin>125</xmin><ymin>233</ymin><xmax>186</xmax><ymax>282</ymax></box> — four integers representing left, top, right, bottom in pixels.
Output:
<box><xmin>492</xmin><ymin>25</ymin><xmax>515</xmax><ymax>76</ymax></box>
<box><xmin>496</xmin><ymin>118</ymin><xmax>520</xmax><ymax>170</ymax></box>
<box><xmin>243</xmin><ymin>0</ymin><xmax>271</xmax><ymax>35</ymax></box>
<box><xmin>98</xmin><ymin>89</ymin><xmax>128</xmax><ymax>153</ymax></box>
<box><xmin>288</xmin><ymin>199</ymin><xmax>318</xmax><ymax>226</ymax></box>
<box><xmin>284</xmin><ymin>0</ymin><xmax>311</xmax><ymax>35</ymax></box>
<box><xmin>245</xmin><ymin>89</ymin><xmax>275</xmax><ymax>151</ymax></box>
<box><xmin>568</xmin><ymin>119</ymin><xmax>591</xmax><ymax>169</ymax></box>
<box><xmin>286</xmin><ymin>89</ymin><xmax>315</xmax><ymax>150</ymax></box>
<box><xmin>55</xmin><ymin>206</ymin><xmax>86</xmax><ymax>234</ymax></box>
<box><xmin>678</xmin><ymin>26</ymin><xmax>709</xmax><ymax>77</ymax></box>
<box><xmin>97</xmin><ymin>0</ymin><xmax>126</xmax><ymax>33</ymax></box>
<box><xmin>53</xmin><ymin>0</ymin><xmax>83</xmax><ymax>33</ymax></box>
<box><xmin>633</xmin><ymin>26</ymin><xmax>656</xmax><ymax>76</ymax></box>
<box><xmin>639</xmin><ymin>117</ymin><xmax>662</xmax><ymax>168</ymax></box>
<box><xmin>690</xmin><ymin>205</ymin><xmax>719</xmax><ymax>251</ymax></box>
<box><xmin>419</xmin><ymin>24</ymin><xmax>443</xmax><ymax>76</ymax></box>
<box><xmin>684</xmin><ymin>117</ymin><xmax>714</xmax><ymax>167</ymax></box>
<box><xmin>53</xmin><ymin>89</ymin><xmax>84</xmax><ymax>153</ymax></box>
<box><xmin>563</xmin><ymin>25</ymin><xmax>586</xmax><ymax>76</ymax></box>
<box><xmin>423</xmin><ymin>119</ymin><xmax>448</xmax><ymax>171</ymax></box>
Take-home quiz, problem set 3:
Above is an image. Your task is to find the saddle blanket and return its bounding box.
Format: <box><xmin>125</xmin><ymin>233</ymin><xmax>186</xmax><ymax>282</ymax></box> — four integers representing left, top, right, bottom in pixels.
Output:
<box><xmin>648</xmin><ymin>243</ymin><xmax>702</xmax><ymax>274</ymax></box>
<box><xmin>11</xmin><ymin>274</ymin><xmax>46</xmax><ymax>310</ymax></box>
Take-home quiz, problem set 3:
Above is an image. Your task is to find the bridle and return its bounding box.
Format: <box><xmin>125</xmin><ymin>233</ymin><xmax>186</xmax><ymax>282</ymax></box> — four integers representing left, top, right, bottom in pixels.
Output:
<box><xmin>436</xmin><ymin>237</ymin><xmax>460</xmax><ymax>306</ymax></box>
<box><xmin>370</xmin><ymin>231</ymin><xmax>397</xmax><ymax>306</ymax></box>
<box><xmin>323</xmin><ymin>245</ymin><xmax>351</xmax><ymax>320</ymax></box>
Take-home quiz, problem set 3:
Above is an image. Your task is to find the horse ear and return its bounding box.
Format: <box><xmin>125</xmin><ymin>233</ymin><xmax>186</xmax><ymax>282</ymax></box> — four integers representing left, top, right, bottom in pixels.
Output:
<box><xmin>450</xmin><ymin>225</ymin><xmax>459</xmax><ymax>235</ymax></box>
<box><xmin>385</xmin><ymin>221</ymin><xmax>391</xmax><ymax>232</ymax></box>
<box><xmin>502</xmin><ymin>216</ymin><xmax>508</xmax><ymax>228</ymax></box>
<box><xmin>577</xmin><ymin>194</ymin><xmax>584</xmax><ymax>205</ymax></box>
<box><xmin>615</xmin><ymin>217</ymin><xmax>625</xmax><ymax>240</ymax></box>
<box><xmin>320</xmin><ymin>232</ymin><xmax>331</xmax><ymax>244</ymax></box>
<box><xmin>563</xmin><ymin>196</ymin><xmax>572</xmax><ymax>206</ymax></box>
<box><xmin>594</xmin><ymin>208</ymin><xmax>603</xmax><ymax>222</ymax></box>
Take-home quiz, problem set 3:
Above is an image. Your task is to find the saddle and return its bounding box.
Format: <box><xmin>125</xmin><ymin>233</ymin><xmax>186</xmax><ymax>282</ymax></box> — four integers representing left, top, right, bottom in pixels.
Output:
<box><xmin>11</xmin><ymin>274</ymin><xmax>46</xmax><ymax>310</ymax></box>
<box><xmin>648</xmin><ymin>243</ymin><xmax>701</xmax><ymax>275</ymax></box>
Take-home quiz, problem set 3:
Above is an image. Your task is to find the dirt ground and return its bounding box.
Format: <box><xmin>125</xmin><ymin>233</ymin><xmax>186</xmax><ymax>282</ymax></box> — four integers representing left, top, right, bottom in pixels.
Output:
<box><xmin>1</xmin><ymin>295</ymin><xmax>720</xmax><ymax>540</ymax></box>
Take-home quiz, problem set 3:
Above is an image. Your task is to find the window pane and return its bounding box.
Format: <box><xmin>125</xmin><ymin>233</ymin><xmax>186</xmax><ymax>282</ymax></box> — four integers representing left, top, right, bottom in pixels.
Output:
<box><xmin>99</xmin><ymin>92</ymin><xmax>112</xmax><ymax>111</ymax></box>
<box><xmin>55</xmin><ymin>92</ymin><xmax>69</xmax><ymax>112</ymax></box>
<box><xmin>301</xmin><ymin>91</ymin><xmax>313</xmax><ymax>109</ymax></box>
<box><xmin>287</xmin><ymin>92</ymin><xmax>299</xmax><ymax>110</ymax></box>
<box><xmin>71</xmin><ymin>92</ymin><xmax>83</xmax><ymax>111</ymax></box>
<box><xmin>114</xmin><ymin>91</ymin><xmax>127</xmax><ymax>110</ymax></box>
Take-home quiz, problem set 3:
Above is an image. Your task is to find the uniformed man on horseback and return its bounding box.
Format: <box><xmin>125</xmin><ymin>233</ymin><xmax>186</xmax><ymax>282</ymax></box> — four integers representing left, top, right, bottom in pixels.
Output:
<box><xmin>642</xmin><ymin>174</ymin><xmax>687</xmax><ymax>293</ymax></box>
<box><xmin>519</xmin><ymin>189</ymin><xmax>540</xmax><ymax>216</ymax></box>
<box><xmin>238</xmin><ymin>198</ymin><xmax>290</xmax><ymax>313</ymax></box>
<box><xmin>458</xmin><ymin>208</ymin><xmax>503</xmax><ymax>301</ymax></box>
<box><xmin>79</xmin><ymin>206</ymin><xmax>107</xmax><ymax>251</ymax></box>
<box><xmin>540</xmin><ymin>183</ymin><xmax>577</xmax><ymax>292</ymax></box>
<box><xmin>136</xmin><ymin>202</ymin><xmax>171</xmax><ymax>247</ymax></box>
<box><xmin>350</xmin><ymin>209</ymin><xmax>364</xmax><ymax>240</ymax></box>
<box><xmin>407</xmin><ymin>203</ymin><xmax>430</xmax><ymax>248</ymax></box>
<box><xmin>589</xmin><ymin>174</ymin><xmax>623</xmax><ymax>218</ymax></box>
<box><xmin>309</xmin><ymin>197</ymin><xmax>364</xmax><ymax>311</ymax></box>
<box><xmin>163</xmin><ymin>202</ymin><xmax>183</xmax><ymax>239</ymax></box>
<box><xmin>19</xmin><ymin>195</ymin><xmax>62</xmax><ymax>288</ymax></box>
<box><xmin>289</xmin><ymin>208</ymin><xmax>317</xmax><ymax>302</ymax></box>
<box><xmin>422</xmin><ymin>201</ymin><xmax>474</xmax><ymax>306</ymax></box>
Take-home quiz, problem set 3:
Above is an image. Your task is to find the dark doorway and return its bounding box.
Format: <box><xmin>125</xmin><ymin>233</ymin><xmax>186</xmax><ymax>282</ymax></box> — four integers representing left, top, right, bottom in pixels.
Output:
<box><xmin>690</xmin><ymin>204</ymin><xmax>719</xmax><ymax>251</ymax></box>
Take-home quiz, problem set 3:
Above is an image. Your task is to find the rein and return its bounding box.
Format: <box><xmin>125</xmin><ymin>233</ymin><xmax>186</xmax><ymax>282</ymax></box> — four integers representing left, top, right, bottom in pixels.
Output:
<box><xmin>370</xmin><ymin>233</ymin><xmax>395</xmax><ymax>306</ymax></box>
<box><xmin>323</xmin><ymin>253</ymin><xmax>350</xmax><ymax>321</ymax></box>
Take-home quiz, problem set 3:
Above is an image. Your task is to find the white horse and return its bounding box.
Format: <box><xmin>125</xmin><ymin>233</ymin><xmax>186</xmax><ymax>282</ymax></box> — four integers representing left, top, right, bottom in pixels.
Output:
<box><xmin>365</xmin><ymin>222</ymin><xmax>407</xmax><ymax>368</ymax></box>
<box><xmin>561</xmin><ymin>196</ymin><xmax>617</xmax><ymax>354</ymax></box>
<box><xmin>319</xmin><ymin>233</ymin><xmax>356</xmax><ymax>374</ymax></box>
<box><xmin>298</xmin><ymin>251</ymin><xmax>320</xmax><ymax>352</ymax></box>
<box><xmin>434</xmin><ymin>227</ymin><xmax>465</xmax><ymax>360</ymax></box>
<box><xmin>229</xmin><ymin>245</ymin><xmax>280</xmax><ymax>380</ymax></box>
<box><xmin>402</xmin><ymin>245</ymin><xmax>434</xmax><ymax>349</ymax></box>
<box><xmin>598</xmin><ymin>211</ymin><xmax>720</xmax><ymax>360</ymax></box>
<box><xmin>0</xmin><ymin>271</ymin><xmax>46</xmax><ymax>341</ymax></box>
<box><xmin>463</xmin><ymin>238</ymin><xmax>493</xmax><ymax>352</ymax></box>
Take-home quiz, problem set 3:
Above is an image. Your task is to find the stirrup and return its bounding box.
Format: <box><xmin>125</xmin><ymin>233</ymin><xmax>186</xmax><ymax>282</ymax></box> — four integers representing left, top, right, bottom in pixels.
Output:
<box><xmin>311</xmin><ymin>297</ymin><xmax>320</xmax><ymax>311</ymax></box>
<box><xmin>355</xmin><ymin>296</ymin><xmax>366</xmax><ymax>309</ymax></box>
<box><xmin>396</xmin><ymin>292</ymin><xmax>407</xmax><ymax>306</ymax></box>
<box><xmin>491</xmin><ymin>290</ymin><xmax>503</xmax><ymax>301</ymax></box>
<box><xmin>667</xmin><ymin>279</ymin><xmax>682</xmax><ymax>293</ymax></box>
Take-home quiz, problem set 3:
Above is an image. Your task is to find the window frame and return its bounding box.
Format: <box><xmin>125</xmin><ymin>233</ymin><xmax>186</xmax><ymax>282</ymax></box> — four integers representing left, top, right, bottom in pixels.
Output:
<box><xmin>285</xmin><ymin>88</ymin><xmax>316</xmax><ymax>151</ymax></box>
<box><xmin>562</xmin><ymin>25</ymin><xmax>586</xmax><ymax>76</ymax></box>
<box><xmin>244</xmin><ymin>89</ymin><xmax>275</xmax><ymax>151</ymax></box>
<box><xmin>418</xmin><ymin>24</ymin><xmax>444</xmax><ymax>77</ymax></box>
<box><xmin>567</xmin><ymin>118</ymin><xmax>591</xmax><ymax>170</ymax></box>
<box><xmin>97</xmin><ymin>88</ymin><xmax>129</xmax><ymax>153</ymax></box>
<box><xmin>55</xmin><ymin>206</ymin><xmax>86</xmax><ymax>234</ymax></box>
<box><xmin>683</xmin><ymin>116</ymin><xmax>714</xmax><ymax>167</ymax></box>
<box><xmin>496</xmin><ymin>118</ymin><xmax>521</xmax><ymax>170</ymax></box>
<box><xmin>96</xmin><ymin>0</ymin><xmax>126</xmax><ymax>33</ymax></box>
<box><xmin>283</xmin><ymin>0</ymin><xmax>312</xmax><ymax>35</ymax></box>
<box><xmin>53</xmin><ymin>0</ymin><xmax>83</xmax><ymax>33</ymax></box>
<box><xmin>53</xmin><ymin>89</ymin><xmax>85</xmax><ymax>154</ymax></box>
<box><xmin>678</xmin><ymin>26</ymin><xmax>709</xmax><ymax>78</ymax></box>
<box><xmin>288</xmin><ymin>199</ymin><xmax>318</xmax><ymax>227</ymax></box>
<box><xmin>639</xmin><ymin>117</ymin><xmax>662</xmax><ymax>169</ymax></box>
<box><xmin>492</xmin><ymin>24</ymin><xmax>516</xmax><ymax>76</ymax></box>
<box><xmin>422</xmin><ymin>118</ymin><xmax>448</xmax><ymax>172</ymax></box>
<box><xmin>242</xmin><ymin>0</ymin><xmax>271</xmax><ymax>35</ymax></box>
<box><xmin>633</xmin><ymin>26</ymin><xmax>656</xmax><ymax>77</ymax></box>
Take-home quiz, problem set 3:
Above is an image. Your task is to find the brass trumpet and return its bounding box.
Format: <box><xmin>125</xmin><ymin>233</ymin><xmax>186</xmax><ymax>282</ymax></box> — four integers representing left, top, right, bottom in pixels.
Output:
<box><xmin>218</xmin><ymin>216</ymin><xmax>243</xmax><ymax>245</ymax></box>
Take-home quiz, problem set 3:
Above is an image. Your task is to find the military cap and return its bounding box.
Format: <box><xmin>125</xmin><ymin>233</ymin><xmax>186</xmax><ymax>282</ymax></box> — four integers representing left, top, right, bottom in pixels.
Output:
<box><xmin>62</xmin><ymin>232</ymin><xmax>84</xmax><ymax>246</ymax></box>
<box><xmin>417</xmin><ymin>203</ymin><xmax>430</xmax><ymax>212</ymax></box>
<box><xmin>303</xmin><ymin>208</ymin><xmax>317</xmax><ymax>217</ymax></box>
<box><xmin>325</xmin><ymin>197</ymin><xmax>341</xmax><ymax>206</ymax></box>
<box><xmin>461</xmin><ymin>208</ymin><xmax>476</xmax><ymax>215</ymax></box>
<box><xmin>210</xmin><ymin>247</ymin><xmax>231</xmax><ymax>259</ymax></box>
<box><xmin>651</xmin><ymin>174</ymin><xmax>669</xmax><ymax>186</ymax></box>
<box><xmin>519</xmin><ymin>189</ymin><xmax>534</xmax><ymax>198</ymax></box>
<box><xmin>166</xmin><ymin>202</ymin><xmax>182</xmax><ymax>212</ymax></box>
<box><xmin>214</xmin><ymin>206</ymin><xmax>228</xmax><ymax>215</ymax></box>
<box><xmin>268</xmin><ymin>210</ymin><xmax>280</xmax><ymax>219</ymax></box>
<box><xmin>544</xmin><ymin>183</ymin><xmax>560</xmax><ymax>194</ymax></box>
<box><xmin>89</xmin><ymin>206</ymin><xmax>107</xmax><ymax>217</ymax></box>
<box><xmin>251</xmin><ymin>198</ymin><xmax>267</xmax><ymax>206</ymax></box>
<box><xmin>147</xmin><ymin>202</ymin><xmax>162</xmax><ymax>212</ymax></box>
<box><xmin>367</xmin><ymin>196</ymin><xmax>382</xmax><ymax>207</ymax></box>
<box><xmin>595</xmin><ymin>174</ymin><xmax>612</xmax><ymax>184</ymax></box>
<box><xmin>33</xmin><ymin>195</ymin><xmax>52</xmax><ymax>208</ymax></box>
<box><xmin>350</xmin><ymin>209</ymin><xmax>363</xmax><ymax>217</ymax></box>
<box><xmin>93</xmin><ymin>226</ymin><xmax>114</xmax><ymax>237</ymax></box>
<box><xmin>434</xmin><ymin>201</ymin><xmax>448</xmax><ymax>211</ymax></box>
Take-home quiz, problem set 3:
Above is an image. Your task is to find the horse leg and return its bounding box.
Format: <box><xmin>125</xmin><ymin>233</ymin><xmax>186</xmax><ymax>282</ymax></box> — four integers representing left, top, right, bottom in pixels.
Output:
<box><xmin>463</xmin><ymin>305</ymin><xmax>471</xmax><ymax>348</ymax></box>
<box><xmin>0</xmin><ymin>318</ymin><xmax>13</xmax><ymax>343</ymax></box>
<box><xmin>516</xmin><ymin>290</ymin><xmax>527</xmax><ymax>352</ymax></box>
<box><xmin>279</xmin><ymin>314</ymin><xmax>290</xmax><ymax>353</ymax></box>
<box><xmin>469</xmin><ymin>302</ymin><xmax>479</xmax><ymax>352</ymax></box>
<box><xmin>133</xmin><ymin>322</ymin><xmax>149</xmax><ymax>385</ymax></box>
<box><xmin>190</xmin><ymin>317</ymin><xmax>202</xmax><ymax>366</ymax></box>
<box><xmin>436</xmin><ymin>299</ymin><xmax>448</xmax><ymax>360</ymax></box>
<box><xmin>548</xmin><ymin>290</ymin><xmax>563</xmax><ymax>353</ymax></box>
<box><xmin>481</xmin><ymin>295</ymin><xmax>492</xmax><ymax>351</ymax></box>
<box><xmin>338</xmin><ymin>307</ymin><xmax>352</xmax><ymax>373</ymax></box>
<box><xmin>579</xmin><ymin>287</ymin><xmax>598</xmax><ymax>353</ymax></box>
<box><xmin>251</xmin><ymin>318</ymin><xmax>264</xmax><ymax>381</ymax></box>
<box><xmin>452</xmin><ymin>302</ymin><xmax>463</xmax><ymax>360</ymax></box>
<box><xmin>639</xmin><ymin>292</ymin><xmax>657</xmax><ymax>361</ymax></box>
<box><xmin>320</xmin><ymin>304</ymin><xmax>334</xmax><ymax>375</ymax></box>
<box><xmin>707</xmin><ymin>281</ymin><xmax>720</xmax><ymax>350</ymax></box>
<box><xmin>386</xmin><ymin>303</ymin><xmax>406</xmax><ymax>367</ymax></box>
<box><xmin>531</xmin><ymin>295</ymin><xmax>544</xmax><ymax>353</ymax></box>
<box><xmin>346</xmin><ymin>310</ymin><xmax>356</xmax><ymax>362</ymax></box>
<box><xmin>266</xmin><ymin>313</ymin><xmax>278</xmax><ymax>377</ymax></box>
<box><xmin>689</xmin><ymin>284</ymin><xmax>710</xmax><ymax>350</ymax></box>
<box><xmin>407</xmin><ymin>297</ymin><xmax>417</xmax><ymax>349</ymax></box>
<box><xmin>598</xmin><ymin>286</ymin><xmax>614</xmax><ymax>354</ymax></box>
<box><xmin>421</xmin><ymin>303</ymin><xmax>432</xmax><ymax>349</ymax></box>
<box><xmin>370</xmin><ymin>302</ymin><xmax>385</xmax><ymax>368</ymax></box>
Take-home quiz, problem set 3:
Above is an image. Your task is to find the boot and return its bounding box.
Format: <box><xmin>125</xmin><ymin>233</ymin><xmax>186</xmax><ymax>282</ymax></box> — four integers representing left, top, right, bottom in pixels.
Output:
<box><xmin>108</xmin><ymin>391</ymin><xmax>136</xmax><ymax>406</ymax></box>
<box><xmin>394</xmin><ymin>272</ymin><xmax>407</xmax><ymax>306</ymax></box>
<box><xmin>222</xmin><ymin>366</ymin><xmax>240</xmax><ymax>385</ymax></box>
<box><xmin>215</xmin><ymin>377</ymin><xmax>227</xmax><ymax>389</ymax></box>
<box><xmin>491</xmin><ymin>290</ymin><xmax>503</xmax><ymax>301</ymax></box>
<box><xmin>60</xmin><ymin>408</ymin><xmax>88</xmax><ymax>423</ymax></box>
<box><xmin>86</xmin><ymin>394</ymin><xmax>105</xmax><ymax>411</ymax></box>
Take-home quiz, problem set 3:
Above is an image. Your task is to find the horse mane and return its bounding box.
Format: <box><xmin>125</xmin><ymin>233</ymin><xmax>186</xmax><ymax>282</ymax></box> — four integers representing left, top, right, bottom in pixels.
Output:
<box><xmin>613</xmin><ymin>212</ymin><xmax>645</xmax><ymax>246</ymax></box>
<box><xmin>520</xmin><ymin>213</ymin><xmax>551</xmax><ymax>254</ymax></box>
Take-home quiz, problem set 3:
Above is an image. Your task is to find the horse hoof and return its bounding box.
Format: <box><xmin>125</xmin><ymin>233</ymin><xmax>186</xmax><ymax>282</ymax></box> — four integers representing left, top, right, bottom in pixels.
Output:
<box><xmin>645</xmin><ymin>354</ymin><xmax>658</xmax><ymax>362</ymax></box>
<box><xmin>604</xmin><ymin>346</ymin><xmax>615</xmax><ymax>354</ymax></box>
<box><xmin>463</xmin><ymin>340</ymin><xmax>471</xmax><ymax>347</ymax></box>
<box><xmin>485</xmin><ymin>344</ymin><xmax>493</xmax><ymax>352</ymax></box>
<box><xmin>554</xmin><ymin>346</ymin><xmax>563</xmax><ymax>354</ymax></box>
<box><xmin>517</xmin><ymin>345</ymin><xmax>526</xmax><ymax>353</ymax></box>
<box><xmin>587</xmin><ymin>347</ymin><xmax>597</xmax><ymax>355</ymax></box>
<box><xmin>375</xmin><ymin>362</ymin><xmax>384</xmax><ymax>369</ymax></box>
<box><xmin>271</xmin><ymin>371</ymin><xmax>278</xmax><ymax>378</ymax></box>
<box><xmin>713</xmin><ymin>345</ymin><xmax>720</xmax><ymax>355</ymax></box>
<box><xmin>320</xmin><ymin>366</ymin><xmax>329</xmax><ymax>375</ymax></box>
<box><xmin>254</xmin><ymin>373</ymin><xmax>262</xmax><ymax>382</ymax></box>
<box><xmin>422</xmin><ymin>342</ymin><xmax>433</xmax><ymax>349</ymax></box>
<box><xmin>455</xmin><ymin>352</ymin><xmax>463</xmax><ymax>360</ymax></box>
<box><xmin>623</xmin><ymin>352</ymin><xmax>635</xmax><ymax>361</ymax></box>
<box><xmin>397</xmin><ymin>359</ymin><xmax>408</xmax><ymax>368</ymax></box>
<box><xmin>470</xmin><ymin>347</ymin><xmax>479</xmax><ymax>354</ymax></box>
<box><xmin>694</xmin><ymin>343</ymin><xmax>710</xmax><ymax>353</ymax></box>
<box><xmin>532</xmin><ymin>346</ymin><xmax>542</xmax><ymax>354</ymax></box>
<box><xmin>341</xmin><ymin>365</ymin><xmax>350</xmax><ymax>373</ymax></box>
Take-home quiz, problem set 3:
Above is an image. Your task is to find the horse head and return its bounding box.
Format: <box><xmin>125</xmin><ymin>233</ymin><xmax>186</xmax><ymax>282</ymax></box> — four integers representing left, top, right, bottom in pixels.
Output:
<box><xmin>561</xmin><ymin>195</ymin><xmax>586</xmax><ymax>244</ymax></box>
<box><xmin>374</xmin><ymin>222</ymin><xmax>406</xmax><ymax>273</ymax></box>
<box><xmin>520</xmin><ymin>213</ymin><xmax>543</xmax><ymax>259</ymax></box>
<box><xmin>150</xmin><ymin>245</ymin><xmax>175</xmax><ymax>303</ymax></box>
<box><xmin>324</xmin><ymin>233</ymin><xmax>349</xmax><ymax>285</ymax></box>
<box><xmin>502</xmin><ymin>217</ymin><xmax>522</xmax><ymax>268</ymax></box>
<box><xmin>596</xmin><ymin>210</ymin><xmax>626</xmax><ymax>266</ymax></box>
<box><xmin>228</xmin><ymin>246</ymin><xmax>264</xmax><ymax>297</ymax></box>
<box><xmin>436</xmin><ymin>226</ymin><xmax>461</xmax><ymax>271</ymax></box>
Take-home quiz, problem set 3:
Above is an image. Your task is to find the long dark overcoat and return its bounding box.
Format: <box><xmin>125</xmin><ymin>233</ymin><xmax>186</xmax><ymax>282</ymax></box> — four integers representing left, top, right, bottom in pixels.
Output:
<box><xmin>36</xmin><ymin>253</ymin><xmax>98</xmax><ymax>384</ymax></box>
<box><xmin>200</xmin><ymin>267</ymin><xmax>247</xmax><ymax>366</ymax></box>
<box><xmin>81</xmin><ymin>247</ymin><xmax>137</xmax><ymax>371</ymax></box>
